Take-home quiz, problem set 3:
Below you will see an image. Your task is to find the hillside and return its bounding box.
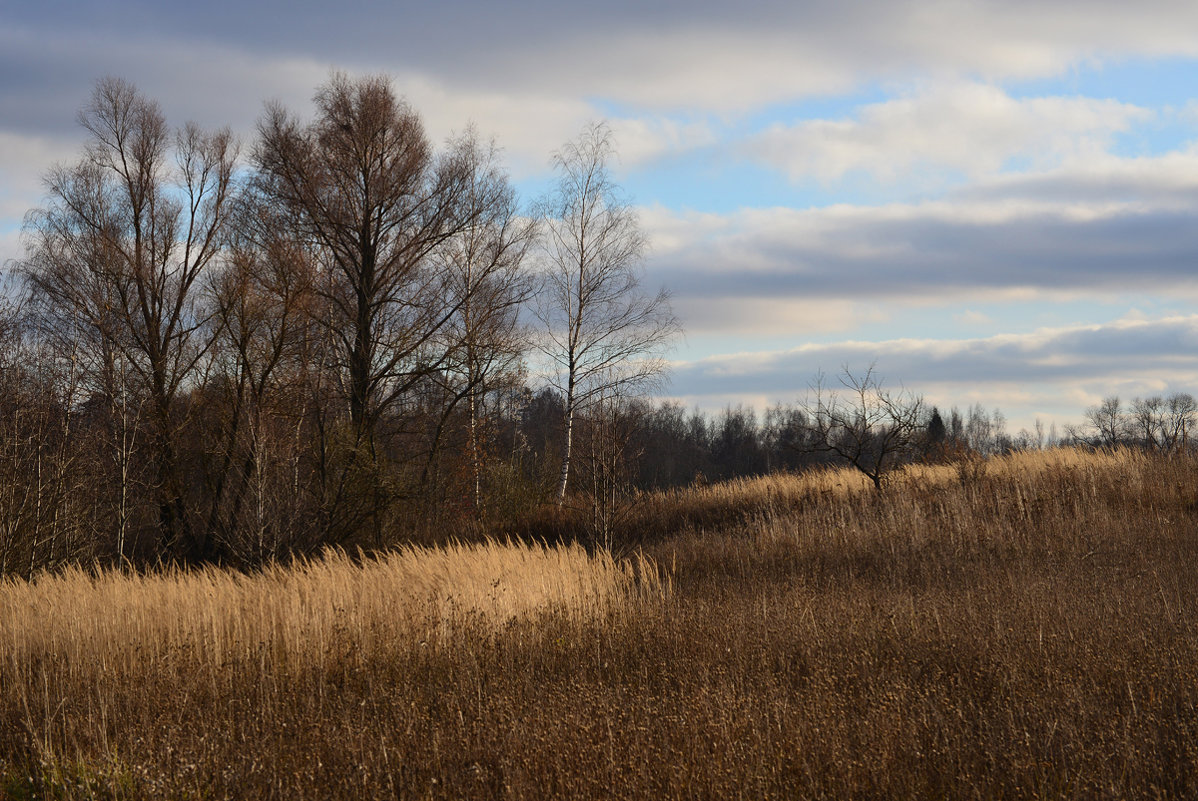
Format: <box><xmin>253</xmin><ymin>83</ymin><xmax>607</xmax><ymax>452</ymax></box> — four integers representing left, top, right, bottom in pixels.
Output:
<box><xmin>3</xmin><ymin>447</ymin><xmax>1197</xmax><ymax>799</ymax></box>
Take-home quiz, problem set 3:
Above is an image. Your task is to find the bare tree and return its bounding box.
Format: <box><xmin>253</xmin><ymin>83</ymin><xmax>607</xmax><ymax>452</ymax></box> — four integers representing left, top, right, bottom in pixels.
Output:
<box><xmin>21</xmin><ymin>77</ymin><xmax>236</xmax><ymax>561</ymax></box>
<box><xmin>798</xmin><ymin>365</ymin><xmax>925</xmax><ymax>491</ymax></box>
<box><xmin>253</xmin><ymin>73</ymin><xmax>487</xmax><ymax>448</ymax></box>
<box><xmin>203</xmin><ymin>187</ymin><xmax>322</xmax><ymax>563</ymax></box>
<box><xmin>1089</xmin><ymin>392</ymin><xmax>1197</xmax><ymax>453</ymax></box>
<box><xmin>1082</xmin><ymin>396</ymin><xmax>1128</xmax><ymax>447</ymax></box>
<box><xmin>535</xmin><ymin>123</ymin><xmax>679</xmax><ymax>504</ymax></box>
<box><xmin>575</xmin><ymin>389</ymin><xmax>647</xmax><ymax>550</ymax></box>
<box><xmin>1161</xmin><ymin>392</ymin><xmax>1197</xmax><ymax>451</ymax></box>
<box><xmin>420</xmin><ymin>132</ymin><xmax>536</xmax><ymax>515</ymax></box>
<box><xmin>1131</xmin><ymin>396</ymin><xmax>1165</xmax><ymax>449</ymax></box>
<box><xmin>253</xmin><ymin>73</ymin><xmax>510</xmax><ymax>542</ymax></box>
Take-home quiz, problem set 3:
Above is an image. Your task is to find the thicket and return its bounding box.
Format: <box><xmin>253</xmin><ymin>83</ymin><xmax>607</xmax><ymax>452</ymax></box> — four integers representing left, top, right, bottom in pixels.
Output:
<box><xmin>0</xmin><ymin>74</ymin><xmax>688</xmax><ymax>574</ymax></box>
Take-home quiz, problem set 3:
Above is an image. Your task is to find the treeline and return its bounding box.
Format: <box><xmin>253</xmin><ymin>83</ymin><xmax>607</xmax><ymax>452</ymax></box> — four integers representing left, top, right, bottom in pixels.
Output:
<box><xmin>1069</xmin><ymin>394</ymin><xmax>1198</xmax><ymax>450</ymax></box>
<box><xmin>624</xmin><ymin>399</ymin><xmax>1039</xmax><ymax>490</ymax></box>
<box><xmin>0</xmin><ymin>334</ymin><xmax>1040</xmax><ymax>577</ymax></box>
<box><xmin>0</xmin><ymin>74</ymin><xmax>678</xmax><ymax>575</ymax></box>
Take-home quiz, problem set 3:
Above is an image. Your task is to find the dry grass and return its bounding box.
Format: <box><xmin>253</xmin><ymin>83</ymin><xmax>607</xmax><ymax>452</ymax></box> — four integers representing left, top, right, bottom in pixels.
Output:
<box><xmin>3</xmin><ymin>447</ymin><xmax>1198</xmax><ymax>799</ymax></box>
<box><xmin>571</xmin><ymin>445</ymin><xmax>1156</xmax><ymax>547</ymax></box>
<box><xmin>1</xmin><ymin>539</ymin><xmax>660</xmax><ymax>688</ymax></box>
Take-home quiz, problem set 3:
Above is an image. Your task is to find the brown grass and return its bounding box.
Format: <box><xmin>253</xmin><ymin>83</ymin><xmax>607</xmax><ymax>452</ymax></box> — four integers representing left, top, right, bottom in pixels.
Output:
<box><xmin>3</xmin><ymin>447</ymin><xmax>1198</xmax><ymax>799</ymax></box>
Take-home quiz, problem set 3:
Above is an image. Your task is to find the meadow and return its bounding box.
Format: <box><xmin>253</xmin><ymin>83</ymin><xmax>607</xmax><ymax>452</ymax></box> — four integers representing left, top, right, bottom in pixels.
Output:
<box><xmin>3</xmin><ymin>447</ymin><xmax>1198</xmax><ymax>799</ymax></box>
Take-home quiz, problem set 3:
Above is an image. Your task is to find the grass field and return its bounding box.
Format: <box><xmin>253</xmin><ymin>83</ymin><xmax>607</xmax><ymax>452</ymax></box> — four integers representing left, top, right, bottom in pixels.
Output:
<box><xmin>3</xmin><ymin>447</ymin><xmax>1198</xmax><ymax>799</ymax></box>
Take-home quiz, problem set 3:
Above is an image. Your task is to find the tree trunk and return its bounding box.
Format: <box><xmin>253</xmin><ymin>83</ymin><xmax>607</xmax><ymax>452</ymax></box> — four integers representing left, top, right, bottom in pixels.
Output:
<box><xmin>556</xmin><ymin>382</ymin><xmax>575</xmax><ymax>505</ymax></box>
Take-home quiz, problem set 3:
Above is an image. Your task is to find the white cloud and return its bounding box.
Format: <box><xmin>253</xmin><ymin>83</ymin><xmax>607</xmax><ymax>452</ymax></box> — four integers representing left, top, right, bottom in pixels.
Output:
<box><xmin>747</xmin><ymin>83</ymin><xmax>1152</xmax><ymax>184</ymax></box>
<box><xmin>387</xmin><ymin>75</ymin><xmax>597</xmax><ymax>178</ymax></box>
<box><xmin>0</xmin><ymin>133</ymin><xmax>79</xmax><ymax>220</ymax></box>
<box><xmin>676</xmin><ymin>298</ymin><xmax>888</xmax><ymax>338</ymax></box>
<box><xmin>606</xmin><ymin>117</ymin><xmax>718</xmax><ymax>169</ymax></box>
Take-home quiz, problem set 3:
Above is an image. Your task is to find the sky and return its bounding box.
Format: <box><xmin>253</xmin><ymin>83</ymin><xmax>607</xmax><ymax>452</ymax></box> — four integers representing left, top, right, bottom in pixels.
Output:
<box><xmin>4</xmin><ymin>0</ymin><xmax>1198</xmax><ymax>436</ymax></box>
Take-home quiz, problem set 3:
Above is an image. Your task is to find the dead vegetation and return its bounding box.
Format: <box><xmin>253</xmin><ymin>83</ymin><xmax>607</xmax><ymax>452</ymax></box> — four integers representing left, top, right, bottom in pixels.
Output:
<box><xmin>3</xmin><ymin>447</ymin><xmax>1197</xmax><ymax>799</ymax></box>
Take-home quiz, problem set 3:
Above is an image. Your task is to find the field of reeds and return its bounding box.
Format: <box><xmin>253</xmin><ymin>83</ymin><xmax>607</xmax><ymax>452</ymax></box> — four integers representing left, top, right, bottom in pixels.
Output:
<box><xmin>3</xmin><ymin>447</ymin><xmax>1198</xmax><ymax>799</ymax></box>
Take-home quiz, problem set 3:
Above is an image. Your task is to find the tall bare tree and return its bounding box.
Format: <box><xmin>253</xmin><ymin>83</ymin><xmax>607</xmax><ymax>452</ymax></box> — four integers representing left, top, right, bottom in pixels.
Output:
<box><xmin>21</xmin><ymin>77</ymin><xmax>236</xmax><ymax>560</ymax></box>
<box><xmin>423</xmin><ymin>132</ymin><xmax>537</xmax><ymax>514</ymax></box>
<box><xmin>252</xmin><ymin>73</ymin><xmax>508</xmax><ymax>541</ymax></box>
<box><xmin>253</xmin><ymin>73</ymin><xmax>486</xmax><ymax>448</ymax></box>
<box><xmin>1161</xmin><ymin>393</ymin><xmax>1197</xmax><ymax>451</ymax></box>
<box><xmin>535</xmin><ymin>123</ymin><xmax>679</xmax><ymax>503</ymax></box>
<box><xmin>1131</xmin><ymin>396</ymin><xmax>1166</xmax><ymax>449</ymax></box>
<box><xmin>1082</xmin><ymin>396</ymin><xmax>1128</xmax><ymax>447</ymax></box>
<box><xmin>204</xmin><ymin>189</ymin><xmax>321</xmax><ymax>562</ymax></box>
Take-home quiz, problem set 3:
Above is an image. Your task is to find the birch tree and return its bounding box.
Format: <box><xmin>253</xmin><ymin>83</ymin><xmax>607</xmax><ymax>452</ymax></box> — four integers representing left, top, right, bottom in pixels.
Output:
<box><xmin>535</xmin><ymin>123</ymin><xmax>679</xmax><ymax>504</ymax></box>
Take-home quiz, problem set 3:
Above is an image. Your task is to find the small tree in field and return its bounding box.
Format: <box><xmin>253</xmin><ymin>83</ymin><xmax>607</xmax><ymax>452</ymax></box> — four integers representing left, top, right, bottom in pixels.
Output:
<box><xmin>798</xmin><ymin>365</ymin><xmax>925</xmax><ymax>491</ymax></box>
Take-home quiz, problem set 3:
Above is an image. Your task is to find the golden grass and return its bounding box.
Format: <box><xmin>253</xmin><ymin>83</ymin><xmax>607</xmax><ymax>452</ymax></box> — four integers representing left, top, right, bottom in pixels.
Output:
<box><xmin>1</xmin><ymin>540</ymin><xmax>661</xmax><ymax>681</ymax></box>
<box><xmin>602</xmin><ymin>445</ymin><xmax>1163</xmax><ymax>547</ymax></box>
<box><xmin>2</xmin><ymin>446</ymin><xmax>1197</xmax><ymax>799</ymax></box>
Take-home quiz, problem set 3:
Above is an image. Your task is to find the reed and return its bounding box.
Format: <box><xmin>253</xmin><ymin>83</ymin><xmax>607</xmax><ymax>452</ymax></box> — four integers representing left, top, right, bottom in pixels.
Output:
<box><xmin>2</xmin><ymin>447</ymin><xmax>1195</xmax><ymax>799</ymax></box>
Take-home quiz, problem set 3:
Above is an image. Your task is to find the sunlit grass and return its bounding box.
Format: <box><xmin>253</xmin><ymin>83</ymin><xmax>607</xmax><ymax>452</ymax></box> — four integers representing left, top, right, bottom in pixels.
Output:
<box><xmin>1</xmin><ymin>540</ymin><xmax>661</xmax><ymax>680</ymax></box>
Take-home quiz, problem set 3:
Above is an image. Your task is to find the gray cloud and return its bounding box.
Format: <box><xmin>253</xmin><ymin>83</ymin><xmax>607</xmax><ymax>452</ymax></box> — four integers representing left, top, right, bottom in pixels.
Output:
<box><xmin>643</xmin><ymin>164</ymin><xmax>1198</xmax><ymax>338</ymax></box>
<box><xmin>5</xmin><ymin>0</ymin><xmax>1198</xmax><ymax>132</ymax></box>
<box><xmin>955</xmin><ymin>152</ymin><xmax>1198</xmax><ymax>205</ymax></box>
<box><xmin>667</xmin><ymin>315</ymin><xmax>1198</xmax><ymax>417</ymax></box>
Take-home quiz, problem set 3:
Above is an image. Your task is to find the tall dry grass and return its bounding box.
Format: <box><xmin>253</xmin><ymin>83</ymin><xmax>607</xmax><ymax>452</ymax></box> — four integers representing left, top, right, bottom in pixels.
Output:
<box><xmin>632</xmin><ymin>443</ymin><xmax>1155</xmax><ymax>529</ymax></box>
<box><xmin>2</xmin><ymin>446</ymin><xmax>1197</xmax><ymax>799</ymax></box>
<box><xmin>1</xmin><ymin>540</ymin><xmax>658</xmax><ymax>677</ymax></box>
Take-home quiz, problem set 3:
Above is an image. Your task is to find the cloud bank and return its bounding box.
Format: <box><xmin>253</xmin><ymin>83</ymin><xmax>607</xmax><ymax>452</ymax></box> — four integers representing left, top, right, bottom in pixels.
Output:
<box><xmin>669</xmin><ymin>315</ymin><xmax>1198</xmax><ymax>419</ymax></box>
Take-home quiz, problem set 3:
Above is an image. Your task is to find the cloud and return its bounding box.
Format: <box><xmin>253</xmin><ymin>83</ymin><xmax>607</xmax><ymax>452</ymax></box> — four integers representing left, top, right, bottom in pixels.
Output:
<box><xmin>641</xmin><ymin>161</ymin><xmax>1198</xmax><ymax>337</ymax></box>
<box><xmin>955</xmin><ymin>147</ymin><xmax>1198</xmax><ymax>205</ymax></box>
<box><xmin>3</xmin><ymin>1</ymin><xmax>1195</xmax><ymax>213</ymax></box>
<box><xmin>0</xmin><ymin>132</ymin><xmax>82</xmax><ymax>221</ymax></box>
<box><xmin>954</xmin><ymin>310</ymin><xmax>994</xmax><ymax>327</ymax></box>
<box><xmin>606</xmin><ymin>117</ymin><xmax>718</xmax><ymax>169</ymax></box>
<box><xmin>666</xmin><ymin>315</ymin><xmax>1198</xmax><ymax>425</ymax></box>
<box><xmin>385</xmin><ymin>76</ymin><xmax>598</xmax><ymax>178</ymax></box>
<box><xmin>676</xmin><ymin>298</ymin><xmax>888</xmax><ymax>337</ymax></box>
<box><xmin>0</xmin><ymin>27</ymin><xmax>329</xmax><ymax>137</ymax></box>
<box><xmin>7</xmin><ymin>1</ymin><xmax>1198</xmax><ymax>124</ymax></box>
<box><xmin>0</xmin><ymin>229</ymin><xmax>22</xmax><ymax>277</ymax></box>
<box><xmin>746</xmin><ymin>83</ymin><xmax>1152</xmax><ymax>184</ymax></box>
<box><xmin>0</xmin><ymin>23</ymin><xmax>715</xmax><ymax>195</ymax></box>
